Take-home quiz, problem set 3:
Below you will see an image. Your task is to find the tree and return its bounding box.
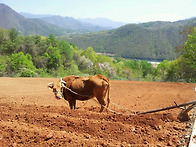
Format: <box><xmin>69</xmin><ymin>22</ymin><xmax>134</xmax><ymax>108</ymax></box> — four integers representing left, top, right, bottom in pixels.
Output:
<box><xmin>0</xmin><ymin>56</ymin><xmax>8</xmax><ymax>76</ymax></box>
<box><xmin>9</xmin><ymin>52</ymin><xmax>37</xmax><ymax>77</ymax></box>
<box><xmin>47</xmin><ymin>34</ymin><xmax>57</xmax><ymax>47</ymax></box>
<box><xmin>58</xmin><ymin>40</ymin><xmax>73</xmax><ymax>61</ymax></box>
<box><xmin>9</xmin><ymin>28</ymin><xmax>19</xmax><ymax>43</ymax></box>
<box><xmin>81</xmin><ymin>47</ymin><xmax>98</xmax><ymax>63</ymax></box>
<box><xmin>180</xmin><ymin>27</ymin><xmax>196</xmax><ymax>82</ymax></box>
<box><xmin>154</xmin><ymin>60</ymin><xmax>170</xmax><ymax>80</ymax></box>
<box><xmin>10</xmin><ymin>52</ymin><xmax>36</xmax><ymax>70</ymax></box>
<box><xmin>165</xmin><ymin>59</ymin><xmax>181</xmax><ymax>82</ymax></box>
<box><xmin>44</xmin><ymin>46</ymin><xmax>61</xmax><ymax>70</ymax></box>
<box><xmin>140</xmin><ymin>60</ymin><xmax>154</xmax><ymax>78</ymax></box>
<box><xmin>0</xmin><ymin>28</ymin><xmax>5</xmax><ymax>44</ymax></box>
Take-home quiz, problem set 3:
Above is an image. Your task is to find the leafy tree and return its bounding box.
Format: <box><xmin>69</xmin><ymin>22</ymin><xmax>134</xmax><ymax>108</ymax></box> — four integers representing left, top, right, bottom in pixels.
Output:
<box><xmin>9</xmin><ymin>28</ymin><xmax>19</xmax><ymax>43</ymax></box>
<box><xmin>0</xmin><ymin>56</ymin><xmax>8</xmax><ymax>76</ymax></box>
<box><xmin>3</xmin><ymin>41</ymin><xmax>18</xmax><ymax>54</ymax></box>
<box><xmin>64</xmin><ymin>61</ymin><xmax>81</xmax><ymax>75</ymax></box>
<box><xmin>0</xmin><ymin>28</ymin><xmax>5</xmax><ymax>44</ymax></box>
<box><xmin>33</xmin><ymin>56</ymin><xmax>48</xmax><ymax>69</ymax></box>
<box><xmin>124</xmin><ymin>59</ymin><xmax>140</xmax><ymax>70</ymax></box>
<box><xmin>21</xmin><ymin>36</ymin><xmax>35</xmax><ymax>55</ymax></box>
<box><xmin>166</xmin><ymin>59</ymin><xmax>181</xmax><ymax>82</ymax></box>
<box><xmin>33</xmin><ymin>35</ymin><xmax>41</xmax><ymax>45</ymax></box>
<box><xmin>58</xmin><ymin>40</ymin><xmax>73</xmax><ymax>62</ymax></box>
<box><xmin>180</xmin><ymin>27</ymin><xmax>196</xmax><ymax>82</ymax></box>
<box><xmin>10</xmin><ymin>52</ymin><xmax>36</xmax><ymax>70</ymax></box>
<box><xmin>154</xmin><ymin>60</ymin><xmax>170</xmax><ymax>80</ymax></box>
<box><xmin>9</xmin><ymin>52</ymin><xmax>37</xmax><ymax>77</ymax></box>
<box><xmin>97</xmin><ymin>54</ymin><xmax>114</xmax><ymax>65</ymax></box>
<box><xmin>47</xmin><ymin>34</ymin><xmax>57</xmax><ymax>47</ymax></box>
<box><xmin>44</xmin><ymin>46</ymin><xmax>61</xmax><ymax>70</ymax></box>
<box><xmin>81</xmin><ymin>47</ymin><xmax>98</xmax><ymax>63</ymax></box>
<box><xmin>140</xmin><ymin>60</ymin><xmax>154</xmax><ymax>78</ymax></box>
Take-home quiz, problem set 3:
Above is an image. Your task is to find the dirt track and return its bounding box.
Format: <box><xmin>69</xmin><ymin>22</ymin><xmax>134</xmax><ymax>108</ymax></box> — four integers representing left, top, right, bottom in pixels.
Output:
<box><xmin>0</xmin><ymin>77</ymin><xmax>195</xmax><ymax>146</ymax></box>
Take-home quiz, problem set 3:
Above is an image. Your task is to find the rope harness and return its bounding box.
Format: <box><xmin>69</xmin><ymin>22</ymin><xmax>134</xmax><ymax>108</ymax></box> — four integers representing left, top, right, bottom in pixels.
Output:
<box><xmin>63</xmin><ymin>85</ymin><xmax>92</xmax><ymax>98</ymax></box>
<box><xmin>60</xmin><ymin>77</ymin><xmax>92</xmax><ymax>98</ymax></box>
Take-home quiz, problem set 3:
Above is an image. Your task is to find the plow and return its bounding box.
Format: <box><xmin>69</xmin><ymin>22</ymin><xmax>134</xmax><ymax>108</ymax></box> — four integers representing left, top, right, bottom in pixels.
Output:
<box><xmin>104</xmin><ymin>87</ymin><xmax>196</xmax><ymax>122</ymax></box>
<box><xmin>138</xmin><ymin>100</ymin><xmax>196</xmax><ymax>121</ymax></box>
<box><xmin>138</xmin><ymin>87</ymin><xmax>196</xmax><ymax>122</ymax></box>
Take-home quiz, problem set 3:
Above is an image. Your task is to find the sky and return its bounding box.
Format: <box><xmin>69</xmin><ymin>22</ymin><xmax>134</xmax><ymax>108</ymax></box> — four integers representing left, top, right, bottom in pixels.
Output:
<box><xmin>1</xmin><ymin>0</ymin><xmax>196</xmax><ymax>23</ymax></box>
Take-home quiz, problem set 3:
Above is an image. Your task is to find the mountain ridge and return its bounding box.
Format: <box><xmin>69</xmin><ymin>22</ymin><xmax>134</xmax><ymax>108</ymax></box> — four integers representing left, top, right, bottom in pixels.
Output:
<box><xmin>20</xmin><ymin>12</ymin><xmax>127</xmax><ymax>30</ymax></box>
<box><xmin>40</xmin><ymin>15</ymin><xmax>108</xmax><ymax>33</ymax></box>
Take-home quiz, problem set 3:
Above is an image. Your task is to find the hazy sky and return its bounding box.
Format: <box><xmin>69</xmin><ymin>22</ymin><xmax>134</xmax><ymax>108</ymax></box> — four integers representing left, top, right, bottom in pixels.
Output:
<box><xmin>1</xmin><ymin>0</ymin><xmax>196</xmax><ymax>23</ymax></box>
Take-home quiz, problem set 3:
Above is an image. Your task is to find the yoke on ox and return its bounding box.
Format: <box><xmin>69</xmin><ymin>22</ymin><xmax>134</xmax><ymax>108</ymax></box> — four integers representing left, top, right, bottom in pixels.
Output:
<box><xmin>48</xmin><ymin>75</ymin><xmax>110</xmax><ymax>112</ymax></box>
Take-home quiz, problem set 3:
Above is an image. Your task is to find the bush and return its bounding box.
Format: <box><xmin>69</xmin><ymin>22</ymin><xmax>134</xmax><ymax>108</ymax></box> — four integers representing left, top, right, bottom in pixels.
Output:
<box><xmin>16</xmin><ymin>68</ymin><xmax>37</xmax><ymax>77</ymax></box>
<box><xmin>9</xmin><ymin>52</ymin><xmax>37</xmax><ymax>76</ymax></box>
<box><xmin>0</xmin><ymin>56</ymin><xmax>8</xmax><ymax>76</ymax></box>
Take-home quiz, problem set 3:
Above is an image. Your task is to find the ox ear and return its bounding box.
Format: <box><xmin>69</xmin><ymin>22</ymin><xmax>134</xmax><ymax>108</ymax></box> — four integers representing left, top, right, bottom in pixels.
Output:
<box><xmin>60</xmin><ymin>78</ymin><xmax>66</xmax><ymax>88</ymax></box>
<box><xmin>47</xmin><ymin>82</ymin><xmax>54</xmax><ymax>90</ymax></box>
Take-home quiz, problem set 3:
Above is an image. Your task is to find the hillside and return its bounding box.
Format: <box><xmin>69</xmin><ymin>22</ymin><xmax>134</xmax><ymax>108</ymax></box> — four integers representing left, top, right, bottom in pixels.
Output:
<box><xmin>0</xmin><ymin>3</ymin><xmax>68</xmax><ymax>36</ymax></box>
<box><xmin>62</xmin><ymin>18</ymin><xmax>196</xmax><ymax>60</ymax></box>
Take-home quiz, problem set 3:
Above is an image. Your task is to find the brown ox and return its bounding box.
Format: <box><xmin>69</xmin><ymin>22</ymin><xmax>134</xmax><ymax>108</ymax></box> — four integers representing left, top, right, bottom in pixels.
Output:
<box><xmin>47</xmin><ymin>75</ymin><xmax>110</xmax><ymax>112</ymax></box>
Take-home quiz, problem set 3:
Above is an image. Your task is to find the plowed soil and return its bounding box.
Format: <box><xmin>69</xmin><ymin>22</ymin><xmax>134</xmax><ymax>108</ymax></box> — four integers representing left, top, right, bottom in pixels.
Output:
<box><xmin>0</xmin><ymin>77</ymin><xmax>195</xmax><ymax>146</ymax></box>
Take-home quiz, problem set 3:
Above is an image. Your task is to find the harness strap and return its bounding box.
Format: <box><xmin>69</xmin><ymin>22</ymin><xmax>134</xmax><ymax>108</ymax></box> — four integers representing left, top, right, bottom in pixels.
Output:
<box><xmin>63</xmin><ymin>85</ymin><xmax>92</xmax><ymax>98</ymax></box>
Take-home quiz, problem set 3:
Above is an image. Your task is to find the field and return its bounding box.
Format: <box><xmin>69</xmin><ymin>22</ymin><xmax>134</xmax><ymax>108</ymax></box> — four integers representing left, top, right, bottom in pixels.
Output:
<box><xmin>0</xmin><ymin>77</ymin><xmax>195</xmax><ymax>146</ymax></box>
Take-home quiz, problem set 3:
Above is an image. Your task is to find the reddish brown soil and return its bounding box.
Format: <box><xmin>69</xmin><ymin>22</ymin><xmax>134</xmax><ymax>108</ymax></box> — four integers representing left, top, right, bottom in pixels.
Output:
<box><xmin>0</xmin><ymin>77</ymin><xmax>195</xmax><ymax>146</ymax></box>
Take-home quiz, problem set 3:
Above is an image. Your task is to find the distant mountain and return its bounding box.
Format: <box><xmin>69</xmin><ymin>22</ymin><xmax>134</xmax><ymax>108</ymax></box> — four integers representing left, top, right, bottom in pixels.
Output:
<box><xmin>0</xmin><ymin>3</ymin><xmax>68</xmax><ymax>36</ymax></box>
<box><xmin>40</xmin><ymin>15</ymin><xmax>109</xmax><ymax>33</ymax></box>
<box><xmin>1</xmin><ymin>3</ymin><xmax>126</xmax><ymax>36</ymax></box>
<box><xmin>78</xmin><ymin>18</ymin><xmax>126</xmax><ymax>29</ymax></box>
<box><xmin>20</xmin><ymin>12</ymin><xmax>127</xmax><ymax>31</ymax></box>
<box><xmin>62</xmin><ymin>18</ymin><xmax>196</xmax><ymax>60</ymax></box>
<box><xmin>20</xmin><ymin>12</ymin><xmax>52</xmax><ymax>18</ymax></box>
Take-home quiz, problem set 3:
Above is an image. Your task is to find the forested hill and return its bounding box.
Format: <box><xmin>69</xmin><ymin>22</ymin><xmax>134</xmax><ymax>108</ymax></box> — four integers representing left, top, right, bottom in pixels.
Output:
<box><xmin>62</xmin><ymin>18</ymin><xmax>196</xmax><ymax>60</ymax></box>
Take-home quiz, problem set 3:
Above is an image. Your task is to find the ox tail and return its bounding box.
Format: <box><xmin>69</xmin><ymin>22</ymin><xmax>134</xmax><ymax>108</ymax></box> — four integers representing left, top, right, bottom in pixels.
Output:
<box><xmin>99</xmin><ymin>75</ymin><xmax>110</xmax><ymax>108</ymax></box>
<box><xmin>104</xmin><ymin>78</ymin><xmax>110</xmax><ymax>108</ymax></box>
<box><xmin>106</xmin><ymin>82</ymin><xmax>110</xmax><ymax>108</ymax></box>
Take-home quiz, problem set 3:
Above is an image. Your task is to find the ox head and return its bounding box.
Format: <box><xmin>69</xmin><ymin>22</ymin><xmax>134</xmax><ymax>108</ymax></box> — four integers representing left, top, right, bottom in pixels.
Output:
<box><xmin>48</xmin><ymin>78</ymin><xmax>66</xmax><ymax>100</ymax></box>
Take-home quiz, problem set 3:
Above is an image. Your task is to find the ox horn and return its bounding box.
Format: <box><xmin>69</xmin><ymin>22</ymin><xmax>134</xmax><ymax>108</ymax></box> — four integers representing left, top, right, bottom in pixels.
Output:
<box><xmin>47</xmin><ymin>82</ymin><xmax>54</xmax><ymax>89</ymax></box>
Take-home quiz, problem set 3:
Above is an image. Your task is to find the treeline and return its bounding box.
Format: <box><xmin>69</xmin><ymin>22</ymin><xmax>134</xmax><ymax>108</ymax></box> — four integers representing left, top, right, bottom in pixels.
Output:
<box><xmin>0</xmin><ymin>27</ymin><xmax>154</xmax><ymax>80</ymax></box>
<box><xmin>0</xmin><ymin>27</ymin><xmax>195</xmax><ymax>82</ymax></box>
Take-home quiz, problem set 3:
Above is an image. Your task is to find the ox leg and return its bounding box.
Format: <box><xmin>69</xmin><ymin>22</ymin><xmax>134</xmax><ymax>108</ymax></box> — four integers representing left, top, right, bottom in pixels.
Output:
<box><xmin>73</xmin><ymin>100</ymin><xmax>76</xmax><ymax>109</ymax></box>
<box><xmin>69</xmin><ymin>99</ymin><xmax>76</xmax><ymax>109</ymax></box>
<box><xmin>97</xmin><ymin>97</ymin><xmax>106</xmax><ymax>112</ymax></box>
